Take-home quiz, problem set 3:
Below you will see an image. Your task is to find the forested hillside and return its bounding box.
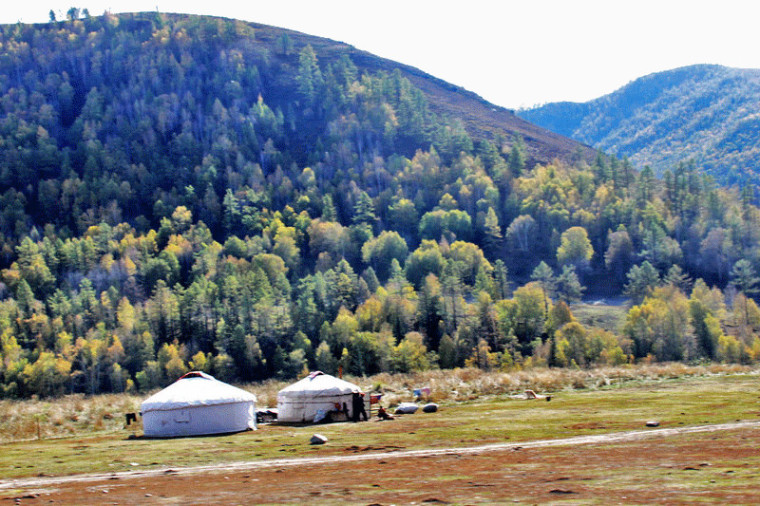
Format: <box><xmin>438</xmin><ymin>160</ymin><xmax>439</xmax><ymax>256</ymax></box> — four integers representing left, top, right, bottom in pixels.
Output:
<box><xmin>1</xmin><ymin>13</ymin><xmax>760</xmax><ymax>398</ymax></box>
<box><xmin>518</xmin><ymin>65</ymin><xmax>760</xmax><ymax>187</ymax></box>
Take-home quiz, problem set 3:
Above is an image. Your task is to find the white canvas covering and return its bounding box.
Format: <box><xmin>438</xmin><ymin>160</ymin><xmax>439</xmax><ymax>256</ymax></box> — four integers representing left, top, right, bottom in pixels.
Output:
<box><xmin>277</xmin><ymin>372</ymin><xmax>363</xmax><ymax>423</ymax></box>
<box><xmin>141</xmin><ymin>372</ymin><xmax>257</xmax><ymax>437</ymax></box>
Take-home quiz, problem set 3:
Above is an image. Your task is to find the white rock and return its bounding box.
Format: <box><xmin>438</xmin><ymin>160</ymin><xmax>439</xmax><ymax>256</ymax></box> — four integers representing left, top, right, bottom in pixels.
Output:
<box><xmin>310</xmin><ymin>434</ymin><xmax>328</xmax><ymax>444</ymax></box>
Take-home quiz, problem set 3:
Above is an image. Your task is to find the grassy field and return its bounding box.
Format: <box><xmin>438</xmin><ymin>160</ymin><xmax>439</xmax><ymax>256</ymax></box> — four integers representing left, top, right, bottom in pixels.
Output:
<box><xmin>570</xmin><ymin>300</ymin><xmax>629</xmax><ymax>333</ymax></box>
<box><xmin>1</xmin><ymin>363</ymin><xmax>758</xmax><ymax>482</ymax></box>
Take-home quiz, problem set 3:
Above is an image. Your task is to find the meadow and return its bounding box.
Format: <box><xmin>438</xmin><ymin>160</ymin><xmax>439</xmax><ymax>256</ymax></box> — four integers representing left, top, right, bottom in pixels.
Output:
<box><xmin>1</xmin><ymin>362</ymin><xmax>757</xmax><ymax>483</ymax></box>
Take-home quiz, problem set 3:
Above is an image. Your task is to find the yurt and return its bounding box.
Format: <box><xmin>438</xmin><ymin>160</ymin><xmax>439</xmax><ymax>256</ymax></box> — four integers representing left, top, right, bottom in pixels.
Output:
<box><xmin>141</xmin><ymin>371</ymin><xmax>257</xmax><ymax>437</ymax></box>
<box><xmin>277</xmin><ymin>371</ymin><xmax>364</xmax><ymax>423</ymax></box>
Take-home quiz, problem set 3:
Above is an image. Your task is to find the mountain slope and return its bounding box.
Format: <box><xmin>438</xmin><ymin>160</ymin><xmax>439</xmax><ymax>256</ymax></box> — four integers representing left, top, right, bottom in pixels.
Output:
<box><xmin>0</xmin><ymin>12</ymin><xmax>592</xmax><ymax>236</ymax></box>
<box><xmin>518</xmin><ymin>64</ymin><xmax>760</xmax><ymax>186</ymax></box>
<box><xmin>3</xmin><ymin>13</ymin><xmax>760</xmax><ymax>398</ymax></box>
<box><xmin>249</xmin><ymin>21</ymin><xmax>591</xmax><ymax>167</ymax></box>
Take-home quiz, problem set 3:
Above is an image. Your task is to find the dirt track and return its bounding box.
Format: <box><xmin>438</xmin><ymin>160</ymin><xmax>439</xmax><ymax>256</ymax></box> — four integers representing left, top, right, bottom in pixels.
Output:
<box><xmin>3</xmin><ymin>420</ymin><xmax>759</xmax><ymax>504</ymax></box>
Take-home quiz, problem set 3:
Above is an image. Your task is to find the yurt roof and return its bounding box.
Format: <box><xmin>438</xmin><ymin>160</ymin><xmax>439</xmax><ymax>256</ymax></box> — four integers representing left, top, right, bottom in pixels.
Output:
<box><xmin>277</xmin><ymin>371</ymin><xmax>361</xmax><ymax>399</ymax></box>
<box><xmin>141</xmin><ymin>371</ymin><xmax>257</xmax><ymax>412</ymax></box>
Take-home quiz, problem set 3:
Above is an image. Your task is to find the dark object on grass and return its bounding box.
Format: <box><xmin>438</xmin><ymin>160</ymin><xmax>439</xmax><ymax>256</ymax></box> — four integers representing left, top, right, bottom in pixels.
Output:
<box><xmin>125</xmin><ymin>413</ymin><xmax>137</xmax><ymax>425</ymax></box>
<box><xmin>646</xmin><ymin>420</ymin><xmax>660</xmax><ymax>427</ymax></box>
<box><xmin>310</xmin><ymin>434</ymin><xmax>328</xmax><ymax>445</ymax></box>
<box><xmin>352</xmin><ymin>392</ymin><xmax>368</xmax><ymax>422</ymax></box>
<box><xmin>395</xmin><ymin>402</ymin><xmax>419</xmax><ymax>414</ymax></box>
<box><xmin>422</xmin><ymin>403</ymin><xmax>439</xmax><ymax>413</ymax></box>
<box><xmin>256</xmin><ymin>409</ymin><xmax>278</xmax><ymax>424</ymax></box>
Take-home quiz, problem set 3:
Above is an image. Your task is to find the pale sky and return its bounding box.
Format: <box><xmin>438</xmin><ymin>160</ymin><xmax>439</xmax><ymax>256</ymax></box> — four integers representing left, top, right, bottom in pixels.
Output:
<box><xmin>5</xmin><ymin>1</ymin><xmax>760</xmax><ymax>109</ymax></box>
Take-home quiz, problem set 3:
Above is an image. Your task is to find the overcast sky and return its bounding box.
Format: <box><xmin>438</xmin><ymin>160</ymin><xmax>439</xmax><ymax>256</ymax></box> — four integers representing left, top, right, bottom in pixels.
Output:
<box><xmin>5</xmin><ymin>1</ymin><xmax>760</xmax><ymax>109</ymax></box>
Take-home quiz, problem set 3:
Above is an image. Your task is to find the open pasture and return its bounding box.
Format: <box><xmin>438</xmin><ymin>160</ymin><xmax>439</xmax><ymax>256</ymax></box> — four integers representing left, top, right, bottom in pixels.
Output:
<box><xmin>1</xmin><ymin>365</ymin><xmax>759</xmax><ymax>503</ymax></box>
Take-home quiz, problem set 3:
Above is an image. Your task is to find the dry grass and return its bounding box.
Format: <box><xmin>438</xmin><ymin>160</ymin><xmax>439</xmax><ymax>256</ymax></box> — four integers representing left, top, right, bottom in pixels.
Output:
<box><xmin>0</xmin><ymin>393</ymin><xmax>143</xmax><ymax>443</ymax></box>
<box><xmin>335</xmin><ymin>363</ymin><xmax>755</xmax><ymax>409</ymax></box>
<box><xmin>0</xmin><ymin>363</ymin><xmax>754</xmax><ymax>443</ymax></box>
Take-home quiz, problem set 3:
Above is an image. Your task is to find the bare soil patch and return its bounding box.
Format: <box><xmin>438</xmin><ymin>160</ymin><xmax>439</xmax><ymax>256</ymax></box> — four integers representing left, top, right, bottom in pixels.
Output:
<box><xmin>4</xmin><ymin>422</ymin><xmax>759</xmax><ymax>505</ymax></box>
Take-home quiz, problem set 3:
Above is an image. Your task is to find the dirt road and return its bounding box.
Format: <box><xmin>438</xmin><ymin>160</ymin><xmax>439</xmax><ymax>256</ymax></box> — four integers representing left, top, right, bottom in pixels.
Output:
<box><xmin>3</xmin><ymin>420</ymin><xmax>759</xmax><ymax>504</ymax></box>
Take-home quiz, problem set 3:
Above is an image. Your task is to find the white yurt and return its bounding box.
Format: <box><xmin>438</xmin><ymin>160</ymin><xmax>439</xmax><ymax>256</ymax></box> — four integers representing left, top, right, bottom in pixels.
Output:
<box><xmin>141</xmin><ymin>371</ymin><xmax>257</xmax><ymax>437</ymax></box>
<box><xmin>277</xmin><ymin>371</ymin><xmax>363</xmax><ymax>423</ymax></box>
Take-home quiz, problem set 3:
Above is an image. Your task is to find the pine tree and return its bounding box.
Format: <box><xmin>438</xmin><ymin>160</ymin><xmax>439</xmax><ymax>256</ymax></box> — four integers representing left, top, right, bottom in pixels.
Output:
<box><xmin>730</xmin><ymin>259</ymin><xmax>760</xmax><ymax>295</ymax></box>
<box><xmin>483</xmin><ymin>207</ymin><xmax>502</xmax><ymax>257</ymax></box>
<box><xmin>530</xmin><ymin>261</ymin><xmax>556</xmax><ymax>299</ymax></box>
<box><xmin>507</xmin><ymin>136</ymin><xmax>526</xmax><ymax>176</ymax></box>
<box><xmin>296</xmin><ymin>44</ymin><xmax>324</xmax><ymax>109</ymax></box>
<box><xmin>321</xmin><ymin>195</ymin><xmax>338</xmax><ymax>222</ymax></box>
<box><xmin>624</xmin><ymin>262</ymin><xmax>660</xmax><ymax>304</ymax></box>
<box><xmin>556</xmin><ymin>265</ymin><xmax>585</xmax><ymax>303</ymax></box>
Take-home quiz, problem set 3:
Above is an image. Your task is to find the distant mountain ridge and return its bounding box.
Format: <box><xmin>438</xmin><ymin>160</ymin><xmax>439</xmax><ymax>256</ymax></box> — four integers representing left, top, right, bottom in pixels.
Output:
<box><xmin>518</xmin><ymin>64</ymin><xmax>760</xmax><ymax>186</ymax></box>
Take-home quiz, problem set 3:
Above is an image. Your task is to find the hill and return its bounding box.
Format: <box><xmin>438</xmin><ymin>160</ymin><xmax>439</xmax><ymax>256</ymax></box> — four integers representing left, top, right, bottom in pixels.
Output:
<box><xmin>518</xmin><ymin>64</ymin><xmax>760</xmax><ymax>186</ymax></box>
<box><xmin>0</xmin><ymin>12</ymin><xmax>591</xmax><ymax>237</ymax></box>
<box><xmin>1</xmin><ymin>13</ymin><xmax>760</xmax><ymax>399</ymax></box>
<box><xmin>258</xmin><ymin>23</ymin><xmax>589</xmax><ymax>167</ymax></box>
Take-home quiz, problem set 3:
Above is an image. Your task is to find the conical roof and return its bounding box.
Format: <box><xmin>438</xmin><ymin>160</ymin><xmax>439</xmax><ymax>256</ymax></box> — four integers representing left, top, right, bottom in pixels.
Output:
<box><xmin>141</xmin><ymin>371</ymin><xmax>257</xmax><ymax>412</ymax></box>
<box><xmin>277</xmin><ymin>371</ymin><xmax>361</xmax><ymax>399</ymax></box>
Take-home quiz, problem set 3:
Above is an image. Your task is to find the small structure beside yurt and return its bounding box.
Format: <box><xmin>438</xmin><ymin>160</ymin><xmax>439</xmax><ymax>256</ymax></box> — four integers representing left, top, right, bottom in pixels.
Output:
<box><xmin>277</xmin><ymin>371</ymin><xmax>365</xmax><ymax>423</ymax></box>
<box><xmin>141</xmin><ymin>371</ymin><xmax>257</xmax><ymax>437</ymax></box>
